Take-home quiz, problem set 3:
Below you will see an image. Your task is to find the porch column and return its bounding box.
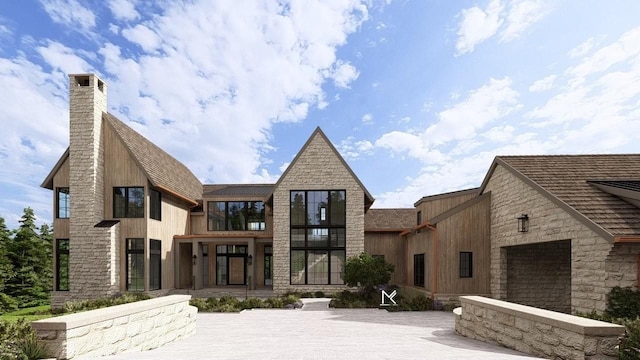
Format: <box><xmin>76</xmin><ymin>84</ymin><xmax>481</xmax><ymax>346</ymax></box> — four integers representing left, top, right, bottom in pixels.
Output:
<box><xmin>193</xmin><ymin>240</ymin><xmax>203</xmax><ymax>290</ymax></box>
<box><xmin>248</xmin><ymin>238</ymin><xmax>256</xmax><ymax>290</ymax></box>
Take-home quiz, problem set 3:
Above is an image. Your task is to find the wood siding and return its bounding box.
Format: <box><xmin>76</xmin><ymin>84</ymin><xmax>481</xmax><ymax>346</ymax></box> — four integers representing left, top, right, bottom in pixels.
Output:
<box><xmin>364</xmin><ymin>233</ymin><xmax>405</xmax><ymax>285</ymax></box>
<box><xmin>53</xmin><ymin>157</ymin><xmax>70</xmax><ymax>239</ymax></box>
<box><xmin>416</xmin><ymin>192</ymin><xmax>477</xmax><ymax>222</ymax></box>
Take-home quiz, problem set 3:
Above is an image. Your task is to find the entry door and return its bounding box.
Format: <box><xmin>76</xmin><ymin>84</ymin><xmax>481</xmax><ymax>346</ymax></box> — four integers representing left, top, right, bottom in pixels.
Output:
<box><xmin>228</xmin><ymin>256</ymin><xmax>246</xmax><ymax>285</ymax></box>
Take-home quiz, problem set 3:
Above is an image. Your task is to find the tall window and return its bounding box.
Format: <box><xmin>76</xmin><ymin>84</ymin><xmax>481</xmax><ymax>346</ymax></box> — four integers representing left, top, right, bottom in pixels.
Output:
<box><xmin>207</xmin><ymin>201</ymin><xmax>266</xmax><ymax>231</ymax></box>
<box><xmin>56</xmin><ymin>188</ymin><xmax>70</xmax><ymax>218</ymax></box>
<box><xmin>290</xmin><ymin>190</ymin><xmax>346</xmax><ymax>285</ymax></box>
<box><xmin>126</xmin><ymin>238</ymin><xmax>144</xmax><ymax>291</ymax></box>
<box><xmin>56</xmin><ymin>239</ymin><xmax>69</xmax><ymax>291</ymax></box>
<box><xmin>460</xmin><ymin>252</ymin><xmax>473</xmax><ymax>278</ymax></box>
<box><xmin>416</xmin><ymin>211</ymin><xmax>422</xmax><ymax>226</ymax></box>
<box><xmin>149</xmin><ymin>189</ymin><xmax>161</xmax><ymax>221</ymax></box>
<box><xmin>414</xmin><ymin>253</ymin><xmax>425</xmax><ymax>287</ymax></box>
<box><xmin>114</xmin><ymin>187</ymin><xmax>144</xmax><ymax>218</ymax></box>
<box><xmin>150</xmin><ymin>239</ymin><xmax>161</xmax><ymax>290</ymax></box>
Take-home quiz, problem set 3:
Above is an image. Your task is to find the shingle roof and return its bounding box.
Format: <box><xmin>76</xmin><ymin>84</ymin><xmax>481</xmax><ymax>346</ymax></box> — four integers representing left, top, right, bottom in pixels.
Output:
<box><xmin>365</xmin><ymin>208</ymin><xmax>415</xmax><ymax>231</ymax></box>
<box><xmin>481</xmin><ymin>155</ymin><xmax>640</xmax><ymax>239</ymax></box>
<box><xmin>588</xmin><ymin>180</ymin><xmax>640</xmax><ymax>192</ymax></box>
<box><xmin>104</xmin><ymin>113</ymin><xmax>202</xmax><ymax>202</ymax></box>
<box><xmin>203</xmin><ymin>184</ymin><xmax>274</xmax><ymax>197</ymax></box>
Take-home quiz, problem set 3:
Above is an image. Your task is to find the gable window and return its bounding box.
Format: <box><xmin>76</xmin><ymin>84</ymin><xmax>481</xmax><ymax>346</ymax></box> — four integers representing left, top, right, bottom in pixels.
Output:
<box><xmin>416</xmin><ymin>211</ymin><xmax>422</xmax><ymax>226</ymax></box>
<box><xmin>56</xmin><ymin>239</ymin><xmax>69</xmax><ymax>291</ymax></box>
<box><xmin>149</xmin><ymin>188</ymin><xmax>161</xmax><ymax>221</ymax></box>
<box><xmin>207</xmin><ymin>201</ymin><xmax>266</xmax><ymax>231</ymax></box>
<box><xmin>460</xmin><ymin>252</ymin><xmax>473</xmax><ymax>278</ymax></box>
<box><xmin>126</xmin><ymin>238</ymin><xmax>144</xmax><ymax>291</ymax></box>
<box><xmin>57</xmin><ymin>187</ymin><xmax>70</xmax><ymax>218</ymax></box>
<box><xmin>114</xmin><ymin>187</ymin><xmax>144</xmax><ymax>218</ymax></box>
<box><xmin>150</xmin><ymin>239</ymin><xmax>161</xmax><ymax>290</ymax></box>
<box><xmin>414</xmin><ymin>253</ymin><xmax>425</xmax><ymax>287</ymax></box>
<box><xmin>290</xmin><ymin>190</ymin><xmax>346</xmax><ymax>285</ymax></box>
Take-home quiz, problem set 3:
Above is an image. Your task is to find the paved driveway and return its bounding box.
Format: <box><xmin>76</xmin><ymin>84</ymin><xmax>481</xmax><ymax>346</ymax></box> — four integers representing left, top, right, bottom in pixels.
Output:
<box><xmin>103</xmin><ymin>299</ymin><xmax>540</xmax><ymax>360</ymax></box>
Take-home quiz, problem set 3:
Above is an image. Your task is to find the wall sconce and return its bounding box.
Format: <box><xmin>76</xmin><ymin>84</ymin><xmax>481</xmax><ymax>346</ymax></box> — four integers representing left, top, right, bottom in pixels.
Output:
<box><xmin>247</xmin><ymin>254</ymin><xmax>253</xmax><ymax>266</ymax></box>
<box><xmin>517</xmin><ymin>214</ymin><xmax>529</xmax><ymax>233</ymax></box>
<box><xmin>192</xmin><ymin>254</ymin><xmax>197</xmax><ymax>265</ymax></box>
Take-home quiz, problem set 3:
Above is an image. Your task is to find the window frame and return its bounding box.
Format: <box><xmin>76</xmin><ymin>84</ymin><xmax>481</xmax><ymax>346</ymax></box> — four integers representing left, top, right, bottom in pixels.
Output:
<box><xmin>207</xmin><ymin>201</ymin><xmax>266</xmax><ymax>231</ymax></box>
<box><xmin>113</xmin><ymin>187</ymin><xmax>145</xmax><ymax>218</ymax></box>
<box><xmin>459</xmin><ymin>251</ymin><xmax>473</xmax><ymax>278</ymax></box>
<box><xmin>414</xmin><ymin>253</ymin><xmax>425</xmax><ymax>287</ymax></box>
<box><xmin>126</xmin><ymin>238</ymin><xmax>145</xmax><ymax>291</ymax></box>
<box><xmin>149</xmin><ymin>239</ymin><xmax>161</xmax><ymax>290</ymax></box>
<box><xmin>56</xmin><ymin>187</ymin><xmax>70</xmax><ymax>219</ymax></box>
<box><xmin>55</xmin><ymin>239</ymin><xmax>69</xmax><ymax>291</ymax></box>
<box><xmin>289</xmin><ymin>190</ymin><xmax>346</xmax><ymax>285</ymax></box>
<box><xmin>149</xmin><ymin>188</ymin><xmax>161</xmax><ymax>221</ymax></box>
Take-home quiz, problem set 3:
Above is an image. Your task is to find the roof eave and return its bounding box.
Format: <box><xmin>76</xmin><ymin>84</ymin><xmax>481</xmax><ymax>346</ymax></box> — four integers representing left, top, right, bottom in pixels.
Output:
<box><xmin>41</xmin><ymin>148</ymin><xmax>69</xmax><ymax>189</ymax></box>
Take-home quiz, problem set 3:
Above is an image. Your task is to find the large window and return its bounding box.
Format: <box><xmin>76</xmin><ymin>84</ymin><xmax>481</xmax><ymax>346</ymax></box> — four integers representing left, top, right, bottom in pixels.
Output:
<box><xmin>126</xmin><ymin>238</ymin><xmax>144</xmax><ymax>291</ymax></box>
<box><xmin>149</xmin><ymin>189</ymin><xmax>161</xmax><ymax>221</ymax></box>
<box><xmin>114</xmin><ymin>187</ymin><xmax>144</xmax><ymax>218</ymax></box>
<box><xmin>414</xmin><ymin>253</ymin><xmax>425</xmax><ymax>287</ymax></box>
<box><xmin>56</xmin><ymin>188</ymin><xmax>70</xmax><ymax>218</ymax></box>
<box><xmin>460</xmin><ymin>252</ymin><xmax>473</xmax><ymax>278</ymax></box>
<box><xmin>290</xmin><ymin>190</ymin><xmax>346</xmax><ymax>285</ymax></box>
<box><xmin>150</xmin><ymin>239</ymin><xmax>161</xmax><ymax>290</ymax></box>
<box><xmin>207</xmin><ymin>201</ymin><xmax>266</xmax><ymax>231</ymax></box>
<box><xmin>56</xmin><ymin>239</ymin><xmax>69</xmax><ymax>291</ymax></box>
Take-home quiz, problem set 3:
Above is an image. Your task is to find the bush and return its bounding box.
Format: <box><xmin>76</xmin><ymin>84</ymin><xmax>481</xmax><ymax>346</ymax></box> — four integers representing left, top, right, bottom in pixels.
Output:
<box><xmin>265</xmin><ymin>297</ymin><xmax>284</xmax><ymax>308</ymax></box>
<box><xmin>0</xmin><ymin>318</ymin><xmax>48</xmax><ymax>360</ymax></box>
<box><xmin>62</xmin><ymin>292</ymin><xmax>150</xmax><ymax>314</ymax></box>
<box><xmin>606</xmin><ymin>287</ymin><xmax>640</xmax><ymax>320</ymax></box>
<box><xmin>240</xmin><ymin>298</ymin><xmax>264</xmax><ymax>310</ymax></box>
<box><xmin>343</xmin><ymin>253</ymin><xmax>395</xmax><ymax>295</ymax></box>
<box><xmin>0</xmin><ymin>293</ymin><xmax>18</xmax><ymax>315</ymax></box>
<box><xmin>314</xmin><ymin>291</ymin><xmax>325</xmax><ymax>298</ymax></box>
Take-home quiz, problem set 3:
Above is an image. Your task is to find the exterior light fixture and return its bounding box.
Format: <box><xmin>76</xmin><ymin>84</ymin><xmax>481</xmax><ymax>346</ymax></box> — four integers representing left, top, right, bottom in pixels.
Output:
<box><xmin>517</xmin><ymin>214</ymin><xmax>529</xmax><ymax>233</ymax></box>
<box><xmin>192</xmin><ymin>254</ymin><xmax>197</xmax><ymax>265</ymax></box>
<box><xmin>248</xmin><ymin>254</ymin><xmax>253</xmax><ymax>265</ymax></box>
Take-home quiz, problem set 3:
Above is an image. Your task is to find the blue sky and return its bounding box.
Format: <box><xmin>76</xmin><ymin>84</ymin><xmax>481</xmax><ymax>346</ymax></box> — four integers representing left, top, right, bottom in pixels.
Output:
<box><xmin>1</xmin><ymin>0</ymin><xmax>640</xmax><ymax>229</ymax></box>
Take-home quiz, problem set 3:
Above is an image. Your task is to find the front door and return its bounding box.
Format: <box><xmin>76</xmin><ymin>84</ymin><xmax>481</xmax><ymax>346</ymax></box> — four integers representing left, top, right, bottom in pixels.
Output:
<box><xmin>228</xmin><ymin>256</ymin><xmax>246</xmax><ymax>285</ymax></box>
<box><xmin>216</xmin><ymin>245</ymin><xmax>247</xmax><ymax>285</ymax></box>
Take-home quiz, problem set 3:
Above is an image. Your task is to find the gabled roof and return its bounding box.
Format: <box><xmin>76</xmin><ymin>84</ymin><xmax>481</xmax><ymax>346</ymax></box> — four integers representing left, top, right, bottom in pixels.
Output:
<box><xmin>414</xmin><ymin>187</ymin><xmax>479</xmax><ymax>207</ymax></box>
<box><xmin>41</xmin><ymin>147</ymin><xmax>69</xmax><ymax>189</ymax></box>
<box><xmin>365</xmin><ymin>208</ymin><xmax>415</xmax><ymax>232</ymax></box>
<box><xmin>267</xmin><ymin>127</ymin><xmax>375</xmax><ymax>209</ymax></box>
<box><xmin>103</xmin><ymin>113</ymin><xmax>202</xmax><ymax>203</ymax></box>
<box><xmin>479</xmin><ymin>155</ymin><xmax>640</xmax><ymax>241</ymax></box>
<box><xmin>203</xmin><ymin>184</ymin><xmax>274</xmax><ymax>197</ymax></box>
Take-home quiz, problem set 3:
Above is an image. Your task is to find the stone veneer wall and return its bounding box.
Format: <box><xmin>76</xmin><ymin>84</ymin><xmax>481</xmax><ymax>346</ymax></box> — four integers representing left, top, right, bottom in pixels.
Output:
<box><xmin>272</xmin><ymin>132</ymin><xmax>365</xmax><ymax>293</ymax></box>
<box><xmin>32</xmin><ymin>295</ymin><xmax>196</xmax><ymax>359</ymax></box>
<box><xmin>455</xmin><ymin>296</ymin><xmax>625</xmax><ymax>360</ymax></box>
<box><xmin>507</xmin><ymin>240</ymin><xmax>572</xmax><ymax>313</ymax></box>
<box><xmin>54</xmin><ymin>74</ymin><xmax>120</xmax><ymax>307</ymax></box>
<box><xmin>484</xmin><ymin>165</ymin><xmax>637</xmax><ymax>313</ymax></box>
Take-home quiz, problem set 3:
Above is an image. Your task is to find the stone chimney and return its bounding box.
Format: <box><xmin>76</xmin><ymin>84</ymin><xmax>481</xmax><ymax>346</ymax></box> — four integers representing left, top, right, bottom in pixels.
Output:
<box><xmin>56</xmin><ymin>74</ymin><xmax>120</xmax><ymax>306</ymax></box>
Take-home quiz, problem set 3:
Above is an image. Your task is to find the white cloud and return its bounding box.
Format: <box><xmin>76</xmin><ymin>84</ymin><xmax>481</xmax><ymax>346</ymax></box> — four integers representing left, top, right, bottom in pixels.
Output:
<box><xmin>122</xmin><ymin>24</ymin><xmax>162</xmax><ymax>53</ymax></box>
<box><xmin>568</xmin><ymin>37</ymin><xmax>597</xmax><ymax>59</ymax></box>
<box><xmin>37</xmin><ymin>41</ymin><xmax>94</xmax><ymax>74</ymax></box>
<box><xmin>40</xmin><ymin>0</ymin><xmax>96</xmax><ymax>31</ymax></box>
<box><xmin>330</xmin><ymin>60</ymin><xmax>360</xmax><ymax>88</ymax></box>
<box><xmin>529</xmin><ymin>74</ymin><xmax>556</xmax><ymax>92</ymax></box>
<box><xmin>338</xmin><ymin>136</ymin><xmax>374</xmax><ymax>160</ymax></box>
<box><xmin>108</xmin><ymin>0</ymin><xmax>140</xmax><ymax>21</ymax></box>
<box><xmin>361</xmin><ymin>113</ymin><xmax>373</xmax><ymax>123</ymax></box>
<box><xmin>455</xmin><ymin>0</ymin><xmax>503</xmax><ymax>55</ymax></box>
<box><xmin>500</xmin><ymin>0</ymin><xmax>549</xmax><ymax>42</ymax></box>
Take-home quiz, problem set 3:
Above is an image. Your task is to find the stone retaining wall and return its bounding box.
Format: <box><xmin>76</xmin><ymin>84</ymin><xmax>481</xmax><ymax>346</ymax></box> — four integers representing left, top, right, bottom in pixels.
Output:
<box><xmin>455</xmin><ymin>296</ymin><xmax>625</xmax><ymax>360</ymax></box>
<box><xmin>32</xmin><ymin>295</ymin><xmax>196</xmax><ymax>359</ymax></box>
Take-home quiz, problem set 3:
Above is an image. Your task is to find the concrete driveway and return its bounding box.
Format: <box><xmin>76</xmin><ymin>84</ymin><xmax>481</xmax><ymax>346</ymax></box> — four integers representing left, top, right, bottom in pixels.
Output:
<box><xmin>103</xmin><ymin>299</ymin><xmax>540</xmax><ymax>360</ymax></box>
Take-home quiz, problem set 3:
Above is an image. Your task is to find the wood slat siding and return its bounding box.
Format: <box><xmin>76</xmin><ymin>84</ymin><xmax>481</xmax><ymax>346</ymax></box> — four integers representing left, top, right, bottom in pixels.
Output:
<box><xmin>416</xmin><ymin>192</ymin><xmax>476</xmax><ymax>222</ymax></box>
<box><xmin>147</xmin><ymin>189</ymin><xmax>190</xmax><ymax>291</ymax></box>
<box><xmin>436</xmin><ymin>195</ymin><xmax>491</xmax><ymax>294</ymax></box>
<box><xmin>53</xmin><ymin>157</ymin><xmax>70</xmax><ymax>239</ymax></box>
<box><xmin>190</xmin><ymin>213</ymin><xmax>205</xmax><ymax>235</ymax></box>
<box><xmin>364</xmin><ymin>233</ymin><xmax>405</xmax><ymax>285</ymax></box>
<box><xmin>406</xmin><ymin>232</ymin><xmax>429</xmax><ymax>290</ymax></box>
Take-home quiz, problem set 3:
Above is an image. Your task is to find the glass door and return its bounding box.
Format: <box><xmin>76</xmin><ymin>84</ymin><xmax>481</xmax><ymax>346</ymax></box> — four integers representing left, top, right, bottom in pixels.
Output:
<box><xmin>264</xmin><ymin>245</ymin><xmax>273</xmax><ymax>286</ymax></box>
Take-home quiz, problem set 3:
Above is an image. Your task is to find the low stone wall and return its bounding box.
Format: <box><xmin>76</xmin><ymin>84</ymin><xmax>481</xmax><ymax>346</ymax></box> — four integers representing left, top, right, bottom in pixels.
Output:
<box><xmin>455</xmin><ymin>296</ymin><xmax>625</xmax><ymax>360</ymax></box>
<box><xmin>32</xmin><ymin>295</ymin><xmax>197</xmax><ymax>359</ymax></box>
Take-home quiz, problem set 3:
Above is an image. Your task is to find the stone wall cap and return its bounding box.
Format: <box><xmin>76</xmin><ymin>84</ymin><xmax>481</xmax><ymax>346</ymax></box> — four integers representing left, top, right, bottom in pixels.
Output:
<box><xmin>31</xmin><ymin>295</ymin><xmax>192</xmax><ymax>331</ymax></box>
<box><xmin>460</xmin><ymin>296</ymin><xmax>625</xmax><ymax>336</ymax></box>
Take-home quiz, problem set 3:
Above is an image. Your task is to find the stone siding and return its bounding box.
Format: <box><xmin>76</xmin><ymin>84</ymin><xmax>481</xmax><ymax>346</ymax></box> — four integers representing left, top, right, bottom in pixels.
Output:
<box><xmin>272</xmin><ymin>132</ymin><xmax>365</xmax><ymax>293</ymax></box>
<box><xmin>59</xmin><ymin>74</ymin><xmax>120</xmax><ymax>306</ymax></box>
<box><xmin>507</xmin><ymin>240</ymin><xmax>571</xmax><ymax>313</ymax></box>
<box><xmin>484</xmin><ymin>165</ymin><xmax>636</xmax><ymax>313</ymax></box>
<box><xmin>32</xmin><ymin>295</ymin><xmax>196</xmax><ymax>359</ymax></box>
<box><xmin>455</xmin><ymin>296</ymin><xmax>625</xmax><ymax>360</ymax></box>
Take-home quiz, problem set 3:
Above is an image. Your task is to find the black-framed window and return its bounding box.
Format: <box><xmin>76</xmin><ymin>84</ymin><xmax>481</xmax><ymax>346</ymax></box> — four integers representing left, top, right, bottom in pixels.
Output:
<box><xmin>414</xmin><ymin>253</ymin><xmax>425</xmax><ymax>287</ymax></box>
<box><xmin>114</xmin><ymin>187</ymin><xmax>144</xmax><ymax>218</ymax></box>
<box><xmin>290</xmin><ymin>190</ymin><xmax>346</xmax><ymax>285</ymax></box>
<box><xmin>150</xmin><ymin>239</ymin><xmax>161</xmax><ymax>290</ymax></box>
<box><xmin>460</xmin><ymin>252</ymin><xmax>473</xmax><ymax>278</ymax></box>
<box><xmin>207</xmin><ymin>201</ymin><xmax>266</xmax><ymax>231</ymax></box>
<box><xmin>126</xmin><ymin>238</ymin><xmax>144</xmax><ymax>291</ymax></box>
<box><xmin>56</xmin><ymin>187</ymin><xmax>70</xmax><ymax>218</ymax></box>
<box><xmin>416</xmin><ymin>211</ymin><xmax>422</xmax><ymax>226</ymax></box>
<box><xmin>56</xmin><ymin>239</ymin><xmax>69</xmax><ymax>291</ymax></box>
<box><xmin>150</xmin><ymin>189</ymin><xmax>161</xmax><ymax>221</ymax></box>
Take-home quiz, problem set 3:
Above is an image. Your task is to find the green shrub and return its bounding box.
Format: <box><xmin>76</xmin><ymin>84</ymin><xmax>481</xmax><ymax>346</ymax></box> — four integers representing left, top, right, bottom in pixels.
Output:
<box><xmin>62</xmin><ymin>292</ymin><xmax>150</xmax><ymax>314</ymax></box>
<box><xmin>619</xmin><ymin>317</ymin><xmax>640</xmax><ymax>360</ymax></box>
<box><xmin>0</xmin><ymin>293</ymin><xmax>18</xmax><ymax>315</ymax></box>
<box><xmin>606</xmin><ymin>287</ymin><xmax>640</xmax><ymax>320</ymax></box>
<box><xmin>282</xmin><ymin>294</ymin><xmax>300</xmax><ymax>305</ymax></box>
<box><xmin>0</xmin><ymin>318</ymin><xmax>48</xmax><ymax>360</ymax></box>
<box><xmin>406</xmin><ymin>294</ymin><xmax>433</xmax><ymax>311</ymax></box>
<box><xmin>265</xmin><ymin>297</ymin><xmax>284</xmax><ymax>308</ymax></box>
<box><xmin>314</xmin><ymin>291</ymin><xmax>325</xmax><ymax>298</ymax></box>
<box><xmin>17</xmin><ymin>333</ymin><xmax>48</xmax><ymax>360</ymax></box>
<box><xmin>343</xmin><ymin>253</ymin><xmax>395</xmax><ymax>295</ymax></box>
<box><xmin>189</xmin><ymin>298</ymin><xmax>209</xmax><ymax>311</ymax></box>
<box><xmin>240</xmin><ymin>298</ymin><xmax>264</xmax><ymax>310</ymax></box>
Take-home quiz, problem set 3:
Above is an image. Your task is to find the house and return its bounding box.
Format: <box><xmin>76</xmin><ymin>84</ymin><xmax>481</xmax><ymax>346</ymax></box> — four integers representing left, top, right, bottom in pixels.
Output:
<box><xmin>41</xmin><ymin>74</ymin><xmax>640</xmax><ymax>314</ymax></box>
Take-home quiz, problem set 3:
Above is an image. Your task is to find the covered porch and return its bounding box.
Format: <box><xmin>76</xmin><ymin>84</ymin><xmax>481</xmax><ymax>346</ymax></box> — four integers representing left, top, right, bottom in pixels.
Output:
<box><xmin>174</xmin><ymin>236</ymin><xmax>273</xmax><ymax>292</ymax></box>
